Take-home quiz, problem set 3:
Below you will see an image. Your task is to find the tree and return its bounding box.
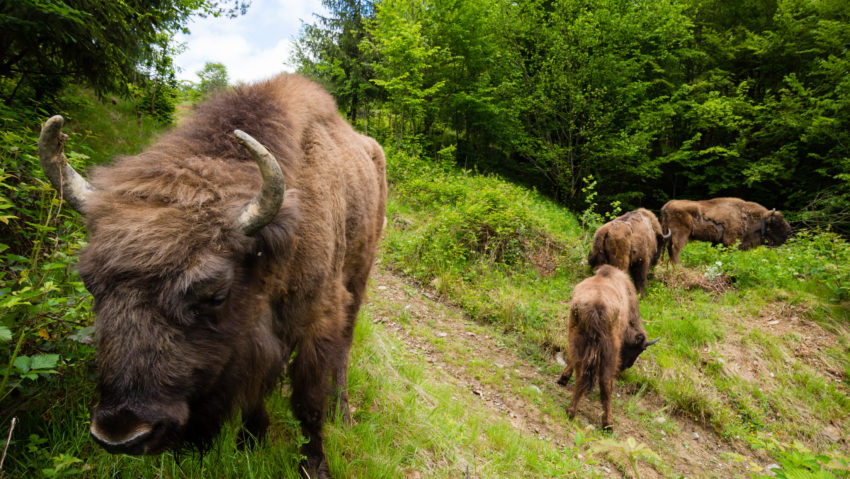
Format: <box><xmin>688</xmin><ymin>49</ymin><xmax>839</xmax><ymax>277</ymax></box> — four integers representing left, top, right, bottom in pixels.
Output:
<box><xmin>0</xmin><ymin>0</ymin><xmax>249</xmax><ymax>103</ymax></box>
<box><xmin>293</xmin><ymin>0</ymin><xmax>377</xmax><ymax>123</ymax></box>
<box><xmin>197</xmin><ymin>62</ymin><xmax>229</xmax><ymax>96</ymax></box>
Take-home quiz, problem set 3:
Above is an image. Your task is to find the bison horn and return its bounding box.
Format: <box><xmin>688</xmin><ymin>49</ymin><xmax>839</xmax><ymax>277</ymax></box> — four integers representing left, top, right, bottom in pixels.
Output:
<box><xmin>769</xmin><ymin>208</ymin><xmax>776</xmax><ymax>216</ymax></box>
<box><xmin>662</xmin><ymin>228</ymin><xmax>672</xmax><ymax>239</ymax></box>
<box><xmin>233</xmin><ymin>130</ymin><xmax>285</xmax><ymax>235</ymax></box>
<box><xmin>644</xmin><ymin>337</ymin><xmax>661</xmax><ymax>347</ymax></box>
<box><xmin>38</xmin><ymin>115</ymin><xmax>95</xmax><ymax>213</ymax></box>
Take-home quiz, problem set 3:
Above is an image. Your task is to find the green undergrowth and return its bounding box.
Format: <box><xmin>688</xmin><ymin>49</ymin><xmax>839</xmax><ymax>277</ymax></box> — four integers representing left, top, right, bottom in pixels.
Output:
<box><xmin>0</xmin><ymin>89</ymin><xmax>165</xmax><ymax>477</ymax></box>
<box><xmin>4</xmin><ymin>307</ymin><xmax>591</xmax><ymax>478</ymax></box>
<box><xmin>3</xmin><ymin>96</ymin><xmax>850</xmax><ymax>477</ymax></box>
<box><xmin>381</xmin><ymin>148</ymin><xmax>850</xmax><ymax>473</ymax></box>
<box><xmin>383</xmin><ymin>148</ymin><xmax>585</xmax><ymax>348</ymax></box>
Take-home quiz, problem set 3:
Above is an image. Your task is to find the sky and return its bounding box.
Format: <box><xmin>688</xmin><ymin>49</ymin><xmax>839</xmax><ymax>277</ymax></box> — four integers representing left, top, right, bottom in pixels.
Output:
<box><xmin>174</xmin><ymin>0</ymin><xmax>327</xmax><ymax>84</ymax></box>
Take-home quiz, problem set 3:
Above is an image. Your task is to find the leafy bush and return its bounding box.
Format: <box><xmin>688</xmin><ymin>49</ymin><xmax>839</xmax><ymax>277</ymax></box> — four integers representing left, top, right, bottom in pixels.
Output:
<box><xmin>0</xmin><ymin>100</ymin><xmax>98</xmax><ymax>409</ymax></box>
<box><xmin>680</xmin><ymin>230</ymin><xmax>850</xmax><ymax>303</ymax></box>
<box><xmin>750</xmin><ymin>433</ymin><xmax>850</xmax><ymax>479</ymax></box>
<box><xmin>385</xmin><ymin>148</ymin><xmax>582</xmax><ymax>276</ymax></box>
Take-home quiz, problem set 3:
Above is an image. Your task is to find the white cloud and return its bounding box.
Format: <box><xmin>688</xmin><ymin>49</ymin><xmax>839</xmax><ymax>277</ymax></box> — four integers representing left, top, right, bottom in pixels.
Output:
<box><xmin>174</xmin><ymin>0</ymin><xmax>326</xmax><ymax>84</ymax></box>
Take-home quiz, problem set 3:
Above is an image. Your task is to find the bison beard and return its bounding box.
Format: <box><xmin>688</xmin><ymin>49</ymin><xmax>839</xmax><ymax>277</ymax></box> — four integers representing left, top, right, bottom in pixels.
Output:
<box><xmin>38</xmin><ymin>74</ymin><xmax>387</xmax><ymax>478</ymax></box>
<box><xmin>557</xmin><ymin>266</ymin><xmax>658</xmax><ymax>431</ymax></box>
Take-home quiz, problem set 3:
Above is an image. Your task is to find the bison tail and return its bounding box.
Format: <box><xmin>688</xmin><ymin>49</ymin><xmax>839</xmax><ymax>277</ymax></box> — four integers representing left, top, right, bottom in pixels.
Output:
<box><xmin>575</xmin><ymin>305</ymin><xmax>613</xmax><ymax>393</ymax></box>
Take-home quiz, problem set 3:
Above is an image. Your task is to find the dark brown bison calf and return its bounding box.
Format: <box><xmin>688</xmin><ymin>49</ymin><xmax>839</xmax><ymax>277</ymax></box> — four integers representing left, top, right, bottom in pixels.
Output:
<box><xmin>588</xmin><ymin>208</ymin><xmax>670</xmax><ymax>296</ymax></box>
<box><xmin>661</xmin><ymin>197</ymin><xmax>792</xmax><ymax>265</ymax></box>
<box><xmin>38</xmin><ymin>74</ymin><xmax>386</xmax><ymax>478</ymax></box>
<box><xmin>557</xmin><ymin>265</ymin><xmax>658</xmax><ymax>431</ymax></box>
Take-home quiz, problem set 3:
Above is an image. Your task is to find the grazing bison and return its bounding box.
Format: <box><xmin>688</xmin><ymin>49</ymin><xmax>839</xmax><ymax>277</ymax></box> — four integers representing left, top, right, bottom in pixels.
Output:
<box><xmin>557</xmin><ymin>265</ymin><xmax>658</xmax><ymax>431</ymax></box>
<box><xmin>661</xmin><ymin>197</ymin><xmax>792</xmax><ymax>265</ymax></box>
<box><xmin>37</xmin><ymin>74</ymin><xmax>387</xmax><ymax>478</ymax></box>
<box><xmin>587</xmin><ymin>208</ymin><xmax>671</xmax><ymax>296</ymax></box>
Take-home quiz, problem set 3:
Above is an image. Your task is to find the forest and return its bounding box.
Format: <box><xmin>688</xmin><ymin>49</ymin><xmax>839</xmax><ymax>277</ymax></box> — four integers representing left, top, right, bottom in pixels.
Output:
<box><xmin>295</xmin><ymin>0</ymin><xmax>850</xmax><ymax>232</ymax></box>
<box><xmin>1</xmin><ymin>0</ymin><xmax>849</xmax><ymax>477</ymax></box>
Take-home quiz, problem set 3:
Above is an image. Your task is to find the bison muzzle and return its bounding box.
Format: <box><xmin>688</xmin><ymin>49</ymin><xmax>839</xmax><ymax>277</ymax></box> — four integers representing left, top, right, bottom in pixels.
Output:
<box><xmin>557</xmin><ymin>265</ymin><xmax>658</xmax><ymax>431</ymax></box>
<box><xmin>38</xmin><ymin>74</ymin><xmax>387</xmax><ymax>478</ymax></box>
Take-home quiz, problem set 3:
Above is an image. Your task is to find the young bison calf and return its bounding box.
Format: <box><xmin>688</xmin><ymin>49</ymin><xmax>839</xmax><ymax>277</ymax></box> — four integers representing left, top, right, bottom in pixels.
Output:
<box><xmin>557</xmin><ymin>265</ymin><xmax>658</xmax><ymax>431</ymax></box>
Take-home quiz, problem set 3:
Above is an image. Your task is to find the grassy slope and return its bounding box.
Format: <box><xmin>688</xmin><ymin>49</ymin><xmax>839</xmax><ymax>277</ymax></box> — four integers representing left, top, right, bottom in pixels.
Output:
<box><xmin>3</xmin><ymin>94</ymin><xmax>849</xmax><ymax>477</ymax></box>
<box><xmin>379</xmin><ymin>149</ymin><xmax>850</xmax><ymax>472</ymax></box>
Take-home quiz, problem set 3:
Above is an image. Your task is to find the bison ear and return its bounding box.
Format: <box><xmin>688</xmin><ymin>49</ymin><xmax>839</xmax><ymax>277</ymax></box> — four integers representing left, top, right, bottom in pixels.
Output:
<box><xmin>635</xmin><ymin>332</ymin><xmax>646</xmax><ymax>344</ymax></box>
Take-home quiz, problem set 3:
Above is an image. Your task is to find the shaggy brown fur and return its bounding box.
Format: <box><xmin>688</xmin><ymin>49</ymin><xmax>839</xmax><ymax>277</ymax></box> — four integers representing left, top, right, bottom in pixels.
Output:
<box><xmin>557</xmin><ymin>266</ymin><xmax>654</xmax><ymax>431</ymax></box>
<box><xmin>55</xmin><ymin>75</ymin><xmax>385</xmax><ymax>479</ymax></box>
<box><xmin>587</xmin><ymin>208</ymin><xmax>667</xmax><ymax>296</ymax></box>
<box><xmin>661</xmin><ymin>197</ymin><xmax>792</xmax><ymax>265</ymax></box>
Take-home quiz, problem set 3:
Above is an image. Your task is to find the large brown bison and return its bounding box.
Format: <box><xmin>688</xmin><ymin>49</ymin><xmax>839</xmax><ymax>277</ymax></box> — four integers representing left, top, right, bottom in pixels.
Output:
<box><xmin>557</xmin><ymin>265</ymin><xmax>658</xmax><ymax>431</ymax></box>
<box><xmin>661</xmin><ymin>197</ymin><xmax>792</xmax><ymax>265</ymax></box>
<box><xmin>588</xmin><ymin>208</ymin><xmax>671</xmax><ymax>296</ymax></box>
<box><xmin>37</xmin><ymin>75</ymin><xmax>386</xmax><ymax>478</ymax></box>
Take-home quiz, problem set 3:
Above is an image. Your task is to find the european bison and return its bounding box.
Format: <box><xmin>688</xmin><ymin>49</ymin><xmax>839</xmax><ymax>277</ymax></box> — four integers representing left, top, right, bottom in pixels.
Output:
<box><xmin>587</xmin><ymin>208</ymin><xmax>671</xmax><ymax>296</ymax></box>
<box><xmin>38</xmin><ymin>74</ymin><xmax>387</xmax><ymax>478</ymax></box>
<box><xmin>661</xmin><ymin>197</ymin><xmax>792</xmax><ymax>265</ymax></box>
<box><xmin>557</xmin><ymin>265</ymin><xmax>658</xmax><ymax>431</ymax></box>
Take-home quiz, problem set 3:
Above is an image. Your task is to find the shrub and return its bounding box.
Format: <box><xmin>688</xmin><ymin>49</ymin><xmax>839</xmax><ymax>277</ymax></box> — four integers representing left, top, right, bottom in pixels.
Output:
<box><xmin>680</xmin><ymin>230</ymin><xmax>850</xmax><ymax>304</ymax></box>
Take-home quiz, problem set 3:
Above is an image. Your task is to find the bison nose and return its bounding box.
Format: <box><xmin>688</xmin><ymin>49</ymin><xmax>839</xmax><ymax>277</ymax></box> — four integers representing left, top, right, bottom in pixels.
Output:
<box><xmin>90</xmin><ymin>406</ymin><xmax>181</xmax><ymax>455</ymax></box>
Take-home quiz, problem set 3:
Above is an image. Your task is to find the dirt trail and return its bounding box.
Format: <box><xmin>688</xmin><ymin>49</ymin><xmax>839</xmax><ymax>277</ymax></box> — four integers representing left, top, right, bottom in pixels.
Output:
<box><xmin>368</xmin><ymin>268</ymin><xmax>768</xmax><ymax>478</ymax></box>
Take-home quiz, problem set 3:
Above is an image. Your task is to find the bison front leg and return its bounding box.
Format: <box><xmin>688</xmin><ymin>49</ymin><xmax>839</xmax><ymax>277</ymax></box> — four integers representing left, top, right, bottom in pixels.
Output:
<box><xmin>629</xmin><ymin>260</ymin><xmax>650</xmax><ymax>297</ymax></box>
<box><xmin>669</xmin><ymin>233</ymin><xmax>688</xmax><ymax>265</ymax></box>
<box><xmin>292</xmin><ymin>336</ymin><xmax>333</xmax><ymax>479</ymax></box>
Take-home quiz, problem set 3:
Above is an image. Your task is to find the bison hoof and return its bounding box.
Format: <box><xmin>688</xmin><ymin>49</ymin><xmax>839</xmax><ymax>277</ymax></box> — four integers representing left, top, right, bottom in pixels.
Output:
<box><xmin>602</xmin><ymin>423</ymin><xmax>613</xmax><ymax>434</ymax></box>
<box><xmin>300</xmin><ymin>458</ymin><xmax>331</xmax><ymax>479</ymax></box>
<box><xmin>556</xmin><ymin>375</ymin><xmax>569</xmax><ymax>386</ymax></box>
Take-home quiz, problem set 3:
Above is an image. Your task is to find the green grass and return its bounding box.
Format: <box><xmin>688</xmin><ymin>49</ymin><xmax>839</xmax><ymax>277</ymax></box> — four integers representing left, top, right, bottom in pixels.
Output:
<box><xmin>379</xmin><ymin>146</ymin><xmax>850</xmax><ymax>473</ymax></box>
<box><xmin>5</xmin><ymin>307</ymin><xmax>590</xmax><ymax>478</ymax></box>
<box><xmin>4</xmin><ymin>94</ymin><xmax>850</xmax><ymax>478</ymax></box>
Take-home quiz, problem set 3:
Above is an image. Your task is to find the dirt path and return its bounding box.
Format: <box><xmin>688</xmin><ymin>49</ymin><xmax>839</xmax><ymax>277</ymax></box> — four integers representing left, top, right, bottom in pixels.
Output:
<box><xmin>368</xmin><ymin>267</ymin><xmax>769</xmax><ymax>478</ymax></box>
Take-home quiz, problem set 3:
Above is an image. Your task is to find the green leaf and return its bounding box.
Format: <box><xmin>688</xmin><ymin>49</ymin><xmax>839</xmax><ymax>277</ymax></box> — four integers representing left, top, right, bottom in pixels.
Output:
<box><xmin>13</xmin><ymin>355</ymin><xmax>32</xmax><ymax>373</ymax></box>
<box><xmin>0</xmin><ymin>325</ymin><xmax>11</xmax><ymax>342</ymax></box>
<box><xmin>30</xmin><ymin>354</ymin><xmax>60</xmax><ymax>370</ymax></box>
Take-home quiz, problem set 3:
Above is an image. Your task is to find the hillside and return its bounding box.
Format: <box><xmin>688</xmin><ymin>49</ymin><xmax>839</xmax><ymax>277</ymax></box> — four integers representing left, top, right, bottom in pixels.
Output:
<box><xmin>2</xmin><ymin>93</ymin><xmax>849</xmax><ymax>478</ymax></box>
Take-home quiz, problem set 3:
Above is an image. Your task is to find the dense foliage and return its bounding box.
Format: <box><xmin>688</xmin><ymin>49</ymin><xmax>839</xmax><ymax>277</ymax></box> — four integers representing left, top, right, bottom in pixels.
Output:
<box><xmin>1</xmin><ymin>0</ymin><xmax>247</xmax><ymax>127</ymax></box>
<box><xmin>296</xmin><ymin>0</ymin><xmax>850</xmax><ymax>232</ymax></box>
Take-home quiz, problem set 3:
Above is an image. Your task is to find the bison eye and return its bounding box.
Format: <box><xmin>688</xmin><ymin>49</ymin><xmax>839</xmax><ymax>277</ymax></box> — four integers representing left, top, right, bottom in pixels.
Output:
<box><xmin>203</xmin><ymin>289</ymin><xmax>229</xmax><ymax>308</ymax></box>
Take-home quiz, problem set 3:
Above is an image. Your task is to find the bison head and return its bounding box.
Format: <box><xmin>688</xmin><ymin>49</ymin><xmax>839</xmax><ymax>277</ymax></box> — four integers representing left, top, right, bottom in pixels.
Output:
<box><xmin>762</xmin><ymin>209</ymin><xmax>792</xmax><ymax>247</ymax></box>
<box><xmin>618</xmin><ymin>331</ymin><xmax>659</xmax><ymax>372</ymax></box>
<box><xmin>39</xmin><ymin>116</ymin><xmax>291</xmax><ymax>454</ymax></box>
